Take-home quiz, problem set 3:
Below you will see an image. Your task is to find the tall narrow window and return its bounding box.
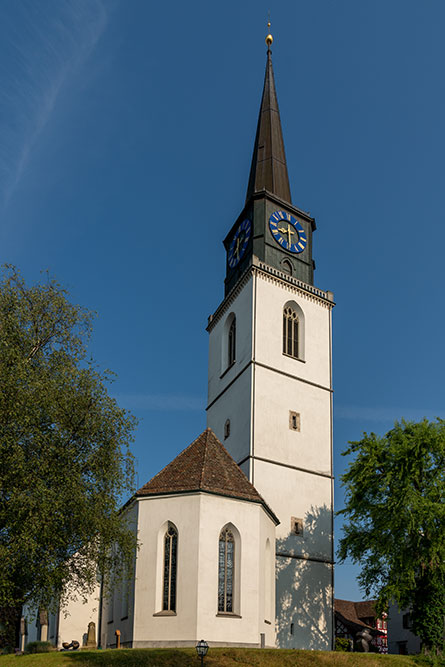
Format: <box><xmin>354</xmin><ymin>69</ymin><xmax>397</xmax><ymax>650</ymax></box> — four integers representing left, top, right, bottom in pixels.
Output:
<box><xmin>264</xmin><ymin>539</ymin><xmax>271</xmax><ymax>622</ymax></box>
<box><xmin>162</xmin><ymin>523</ymin><xmax>178</xmax><ymax>612</ymax></box>
<box><xmin>228</xmin><ymin>317</ymin><xmax>236</xmax><ymax>365</ymax></box>
<box><xmin>121</xmin><ymin>575</ymin><xmax>129</xmax><ymax>619</ymax></box>
<box><xmin>218</xmin><ymin>527</ymin><xmax>234</xmax><ymax>612</ymax></box>
<box><xmin>283</xmin><ymin>306</ymin><xmax>299</xmax><ymax>358</ymax></box>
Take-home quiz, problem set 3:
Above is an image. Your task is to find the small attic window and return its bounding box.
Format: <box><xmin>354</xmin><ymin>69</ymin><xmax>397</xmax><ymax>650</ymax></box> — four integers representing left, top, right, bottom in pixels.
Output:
<box><xmin>291</xmin><ymin>517</ymin><xmax>303</xmax><ymax>536</ymax></box>
<box><xmin>289</xmin><ymin>411</ymin><xmax>300</xmax><ymax>431</ymax></box>
<box><xmin>224</xmin><ymin>419</ymin><xmax>230</xmax><ymax>440</ymax></box>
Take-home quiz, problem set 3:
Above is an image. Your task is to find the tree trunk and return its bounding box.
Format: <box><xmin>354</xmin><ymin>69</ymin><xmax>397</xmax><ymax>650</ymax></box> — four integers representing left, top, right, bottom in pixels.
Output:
<box><xmin>0</xmin><ymin>603</ymin><xmax>23</xmax><ymax>651</ymax></box>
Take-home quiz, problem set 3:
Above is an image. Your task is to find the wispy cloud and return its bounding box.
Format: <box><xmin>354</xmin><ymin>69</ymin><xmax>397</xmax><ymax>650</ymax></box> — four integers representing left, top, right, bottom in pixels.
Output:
<box><xmin>0</xmin><ymin>0</ymin><xmax>108</xmax><ymax>203</ymax></box>
<box><xmin>335</xmin><ymin>404</ymin><xmax>442</xmax><ymax>423</ymax></box>
<box><xmin>114</xmin><ymin>393</ymin><xmax>206</xmax><ymax>412</ymax></box>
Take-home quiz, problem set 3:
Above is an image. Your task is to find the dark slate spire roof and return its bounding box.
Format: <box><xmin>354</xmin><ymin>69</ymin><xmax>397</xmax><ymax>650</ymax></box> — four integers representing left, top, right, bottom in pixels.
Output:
<box><xmin>246</xmin><ymin>45</ymin><xmax>292</xmax><ymax>204</ymax></box>
<box><xmin>136</xmin><ymin>428</ymin><xmax>279</xmax><ymax>524</ymax></box>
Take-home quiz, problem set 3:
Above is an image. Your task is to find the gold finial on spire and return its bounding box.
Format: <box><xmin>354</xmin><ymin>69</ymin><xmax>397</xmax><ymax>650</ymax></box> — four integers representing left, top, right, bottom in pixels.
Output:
<box><xmin>266</xmin><ymin>16</ymin><xmax>273</xmax><ymax>47</ymax></box>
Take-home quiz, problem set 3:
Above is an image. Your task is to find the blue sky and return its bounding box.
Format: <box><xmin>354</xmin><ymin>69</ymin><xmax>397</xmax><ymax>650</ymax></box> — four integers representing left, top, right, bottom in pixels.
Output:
<box><xmin>1</xmin><ymin>0</ymin><xmax>444</xmax><ymax>602</ymax></box>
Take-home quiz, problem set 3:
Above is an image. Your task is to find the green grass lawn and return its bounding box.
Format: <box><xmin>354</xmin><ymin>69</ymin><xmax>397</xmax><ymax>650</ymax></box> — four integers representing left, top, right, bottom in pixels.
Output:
<box><xmin>0</xmin><ymin>648</ymin><xmax>443</xmax><ymax>667</ymax></box>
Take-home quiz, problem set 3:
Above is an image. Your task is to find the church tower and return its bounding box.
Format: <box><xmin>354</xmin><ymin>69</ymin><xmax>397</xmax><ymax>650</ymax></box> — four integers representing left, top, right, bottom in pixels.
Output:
<box><xmin>206</xmin><ymin>28</ymin><xmax>334</xmax><ymax>650</ymax></box>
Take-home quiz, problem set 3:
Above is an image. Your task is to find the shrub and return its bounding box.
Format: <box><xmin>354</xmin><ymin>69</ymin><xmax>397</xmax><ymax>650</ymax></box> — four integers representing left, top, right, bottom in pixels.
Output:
<box><xmin>25</xmin><ymin>640</ymin><xmax>53</xmax><ymax>653</ymax></box>
<box><xmin>335</xmin><ymin>637</ymin><xmax>351</xmax><ymax>652</ymax></box>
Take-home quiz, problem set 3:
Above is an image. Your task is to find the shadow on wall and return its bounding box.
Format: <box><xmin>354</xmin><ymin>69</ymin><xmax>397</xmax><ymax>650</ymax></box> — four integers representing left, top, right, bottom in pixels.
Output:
<box><xmin>276</xmin><ymin>504</ymin><xmax>333</xmax><ymax>650</ymax></box>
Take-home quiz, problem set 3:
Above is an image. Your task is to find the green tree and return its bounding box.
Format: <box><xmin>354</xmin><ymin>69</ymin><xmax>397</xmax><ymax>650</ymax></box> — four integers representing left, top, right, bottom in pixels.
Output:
<box><xmin>0</xmin><ymin>266</ymin><xmax>137</xmax><ymax>649</ymax></box>
<box><xmin>338</xmin><ymin>419</ymin><xmax>445</xmax><ymax>654</ymax></box>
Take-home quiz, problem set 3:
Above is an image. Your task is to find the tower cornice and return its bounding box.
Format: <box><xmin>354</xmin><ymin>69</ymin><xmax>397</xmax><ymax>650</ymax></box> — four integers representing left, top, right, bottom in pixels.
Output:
<box><xmin>207</xmin><ymin>256</ymin><xmax>334</xmax><ymax>333</ymax></box>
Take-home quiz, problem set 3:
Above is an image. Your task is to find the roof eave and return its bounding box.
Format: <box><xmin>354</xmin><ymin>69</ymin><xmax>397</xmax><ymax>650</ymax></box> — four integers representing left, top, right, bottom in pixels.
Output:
<box><xmin>135</xmin><ymin>487</ymin><xmax>280</xmax><ymax>525</ymax></box>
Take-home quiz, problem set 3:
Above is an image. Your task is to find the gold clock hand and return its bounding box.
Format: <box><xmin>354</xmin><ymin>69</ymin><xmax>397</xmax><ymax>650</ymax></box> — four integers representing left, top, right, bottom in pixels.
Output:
<box><xmin>278</xmin><ymin>224</ymin><xmax>295</xmax><ymax>246</ymax></box>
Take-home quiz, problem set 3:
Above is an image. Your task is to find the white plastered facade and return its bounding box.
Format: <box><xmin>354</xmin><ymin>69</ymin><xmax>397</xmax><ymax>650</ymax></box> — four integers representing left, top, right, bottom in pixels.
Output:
<box><xmin>101</xmin><ymin>491</ymin><xmax>276</xmax><ymax>649</ymax></box>
<box><xmin>207</xmin><ymin>259</ymin><xmax>334</xmax><ymax>649</ymax></box>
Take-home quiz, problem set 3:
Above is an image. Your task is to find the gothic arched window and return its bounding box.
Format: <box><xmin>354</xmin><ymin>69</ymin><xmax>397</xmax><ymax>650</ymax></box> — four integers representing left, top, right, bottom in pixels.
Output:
<box><xmin>218</xmin><ymin>527</ymin><xmax>235</xmax><ymax>612</ymax></box>
<box><xmin>228</xmin><ymin>317</ymin><xmax>236</xmax><ymax>366</ymax></box>
<box><xmin>162</xmin><ymin>523</ymin><xmax>178</xmax><ymax>612</ymax></box>
<box><xmin>283</xmin><ymin>306</ymin><xmax>299</xmax><ymax>358</ymax></box>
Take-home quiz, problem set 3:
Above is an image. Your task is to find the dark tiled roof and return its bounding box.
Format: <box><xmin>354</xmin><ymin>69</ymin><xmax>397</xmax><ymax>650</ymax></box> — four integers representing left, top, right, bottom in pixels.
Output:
<box><xmin>335</xmin><ymin>599</ymin><xmax>379</xmax><ymax>635</ymax></box>
<box><xmin>355</xmin><ymin>600</ymin><xmax>377</xmax><ymax>620</ymax></box>
<box><xmin>136</xmin><ymin>428</ymin><xmax>279</xmax><ymax>524</ymax></box>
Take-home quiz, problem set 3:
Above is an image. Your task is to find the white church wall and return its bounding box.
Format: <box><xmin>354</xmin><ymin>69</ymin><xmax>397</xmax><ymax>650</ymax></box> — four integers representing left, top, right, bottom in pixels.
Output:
<box><xmin>254</xmin><ymin>275</ymin><xmax>332</xmax><ymax>389</ymax></box>
<box><xmin>253</xmin><ymin>364</ymin><xmax>331</xmax><ymax>475</ymax></box>
<box><xmin>259</xmin><ymin>509</ymin><xmax>276</xmax><ymax>646</ymax></box>
<box><xmin>196</xmin><ymin>493</ymin><xmax>276</xmax><ymax>648</ymax></box>
<box><xmin>131</xmin><ymin>494</ymin><xmax>201</xmax><ymax>646</ymax></box>
<box><xmin>276</xmin><ymin>556</ymin><xmax>333</xmax><ymax>650</ymax></box>
<box><xmin>57</xmin><ymin>586</ymin><xmax>100</xmax><ymax>648</ymax></box>
<box><xmin>207</xmin><ymin>276</ymin><xmax>253</xmax><ymax>405</ymax></box>
<box><xmin>207</xmin><ymin>266</ymin><xmax>334</xmax><ymax>650</ymax></box>
<box><xmin>114</xmin><ymin>576</ymin><xmax>134</xmax><ymax>648</ymax></box>
<box><xmin>254</xmin><ymin>458</ymin><xmax>332</xmax><ymax>556</ymax></box>
<box><xmin>108</xmin><ymin>491</ymin><xmax>276</xmax><ymax>648</ymax></box>
<box><xmin>206</xmin><ymin>366</ymin><xmax>252</xmax><ymax>464</ymax></box>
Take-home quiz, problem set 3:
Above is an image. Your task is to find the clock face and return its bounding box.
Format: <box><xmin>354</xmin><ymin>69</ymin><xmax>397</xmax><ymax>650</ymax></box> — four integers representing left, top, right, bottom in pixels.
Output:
<box><xmin>269</xmin><ymin>210</ymin><xmax>307</xmax><ymax>254</ymax></box>
<box><xmin>228</xmin><ymin>218</ymin><xmax>252</xmax><ymax>268</ymax></box>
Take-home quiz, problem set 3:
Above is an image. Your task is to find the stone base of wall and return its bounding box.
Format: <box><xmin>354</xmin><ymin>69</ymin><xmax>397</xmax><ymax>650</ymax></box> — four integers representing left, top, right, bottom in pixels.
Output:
<box><xmin>128</xmin><ymin>640</ymin><xmax>263</xmax><ymax>649</ymax></box>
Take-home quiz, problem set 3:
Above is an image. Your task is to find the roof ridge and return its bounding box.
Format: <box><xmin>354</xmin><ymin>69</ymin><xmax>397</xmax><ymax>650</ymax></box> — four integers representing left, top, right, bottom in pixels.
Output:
<box><xmin>134</xmin><ymin>429</ymin><xmax>279</xmax><ymax>525</ymax></box>
<box><xmin>137</xmin><ymin>430</ymin><xmax>207</xmax><ymax>492</ymax></box>
<box><xmin>207</xmin><ymin>435</ymin><xmax>273</xmax><ymax>506</ymax></box>
<box><xmin>199</xmin><ymin>428</ymin><xmax>211</xmax><ymax>488</ymax></box>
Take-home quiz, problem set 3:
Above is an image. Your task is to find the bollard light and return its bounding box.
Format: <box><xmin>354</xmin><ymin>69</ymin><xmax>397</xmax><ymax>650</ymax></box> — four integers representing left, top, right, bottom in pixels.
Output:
<box><xmin>195</xmin><ymin>639</ymin><xmax>209</xmax><ymax>665</ymax></box>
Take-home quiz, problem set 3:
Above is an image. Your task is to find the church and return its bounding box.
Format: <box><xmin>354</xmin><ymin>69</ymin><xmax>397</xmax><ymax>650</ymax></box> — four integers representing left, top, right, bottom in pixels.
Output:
<box><xmin>24</xmin><ymin>27</ymin><xmax>335</xmax><ymax>652</ymax></box>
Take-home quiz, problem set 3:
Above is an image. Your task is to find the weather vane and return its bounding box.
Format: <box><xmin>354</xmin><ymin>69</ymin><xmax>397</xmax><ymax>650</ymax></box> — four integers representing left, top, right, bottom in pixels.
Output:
<box><xmin>266</xmin><ymin>13</ymin><xmax>273</xmax><ymax>49</ymax></box>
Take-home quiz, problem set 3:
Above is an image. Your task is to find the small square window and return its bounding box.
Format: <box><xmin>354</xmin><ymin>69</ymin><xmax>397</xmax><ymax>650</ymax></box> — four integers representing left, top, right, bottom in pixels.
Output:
<box><xmin>289</xmin><ymin>411</ymin><xmax>300</xmax><ymax>431</ymax></box>
<box><xmin>402</xmin><ymin>613</ymin><xmax>412</xmax><ymax>630</ymax></box>
<box><xmin>291</xmin><ymin>517</ymin><xmax>303</xmax><ymax>536</ymax></box>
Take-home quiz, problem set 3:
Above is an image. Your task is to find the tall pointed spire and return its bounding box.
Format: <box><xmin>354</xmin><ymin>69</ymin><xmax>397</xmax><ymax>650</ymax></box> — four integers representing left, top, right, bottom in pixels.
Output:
<box><xmin>246</xmin><ymin>25</ymin><xmax>292</xmax><ymax>204</ymax></box>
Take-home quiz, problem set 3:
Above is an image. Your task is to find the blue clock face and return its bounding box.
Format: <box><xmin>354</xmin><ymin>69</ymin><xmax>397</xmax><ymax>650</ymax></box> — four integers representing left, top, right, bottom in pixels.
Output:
<box><xmin>228</xmin><ymin>219</ymin><xmax>252</xmax><ymax>268</ymax></box>
<box><xmin>269</xmin><ymin>210</ymin><xmax>307</xmax><ymax>254</ymax></box>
